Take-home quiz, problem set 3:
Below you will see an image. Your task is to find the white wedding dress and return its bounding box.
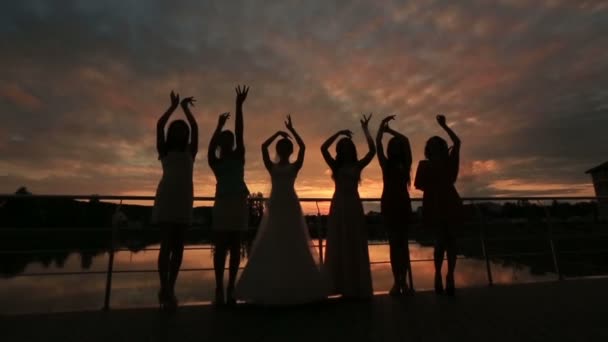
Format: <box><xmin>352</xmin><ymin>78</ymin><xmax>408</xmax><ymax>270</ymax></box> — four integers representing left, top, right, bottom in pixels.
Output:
<box><xmin>236</xmin><ymin>163</ymin><xmax>328</xmax><ymax>305</ymax></box>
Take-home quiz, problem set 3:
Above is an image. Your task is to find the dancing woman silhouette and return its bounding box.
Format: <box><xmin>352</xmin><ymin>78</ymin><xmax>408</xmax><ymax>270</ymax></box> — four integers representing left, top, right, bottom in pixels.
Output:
<box><xmin>322</xmin><ymin>114</ymin><xmax>376</xmax><ymax>299</ymax></box>
<box><xmin>208</xmin><ymin>85</ymin><xmax>250</xmax><ymax>307</ymax></box>
<box><xmin>414</xmin><ymin>114</ymin><xmax>463</xmax><ymax>296</ymax></box>
<box><xmin>376</xmin><ymin>115</ymin><xmax>413</xmax><ymax>296</ymax></box>
<box><xmin>236</xmin><ymin>115</ymin><xmax>328</xmax><ymax>305</ymax></box>
<box><xmin>152</xmin><ymin>91</ymin><xmax>198</xmax><ymax>311</ymax></box>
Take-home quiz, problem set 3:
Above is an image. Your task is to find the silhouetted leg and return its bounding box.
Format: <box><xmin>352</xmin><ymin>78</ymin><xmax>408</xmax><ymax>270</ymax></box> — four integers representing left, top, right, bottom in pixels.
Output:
<box><xmin>404</xmin><ymin>241</ymin><xmax>412</xmax><ymax>293</ymax></box>
<box><xmin>434</xmin><ymin>236</ymin><xmax>445</xmax><ymax>294</ymax></box>
<box><xmin>157</xmin><ymin>225</ymin><xmax>170</xmax><ymax>306</ymax></box>
<box><xmin>167</xmin><ymin>225</ymin><xmax>186</xmax><ymax>306</ymax></box>
<box><xmin>446</xmin><ymin>234</ymin><xmax>457</xmax><ymax>296</ymax></box>
<box><xmin>213</xmin><ymin>233</ymin><xmax>227</xmax><ymax>306</ymax></box>
<box><xmin>388</xmin><ymin>230</ymin><xmax>402</xmax><ymax>296</ymax></box>
<box><xmin>227</xmin><ymin>233</ymin><xmax>241</xmax><ymax>306</ymax></box>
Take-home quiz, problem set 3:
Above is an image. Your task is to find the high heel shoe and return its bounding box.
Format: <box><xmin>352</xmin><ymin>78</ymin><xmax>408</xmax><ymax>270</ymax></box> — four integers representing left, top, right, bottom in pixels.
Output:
<box><xmin>158</xmin><ymin>290</ymin><xmax>169</xmax><ymax>311</ymax></box>
<box><xmin>226</xmin><ymin>287</ymin><xmax>237</xmax><ymax>307</ymax></box>
<box><xmin>389</xmin><ymin>284</ymin><xmax>401</xmax><ymax>297</ymax></box>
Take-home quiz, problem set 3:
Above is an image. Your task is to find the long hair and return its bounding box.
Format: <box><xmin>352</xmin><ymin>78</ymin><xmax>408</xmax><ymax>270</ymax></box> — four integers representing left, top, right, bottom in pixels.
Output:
<box><xmin>387</xmin><ymin>136</ymin><xmax>412</xmax><ymax>186</ymax></box>
<box><xmin>333</xmin><ymin>137</ymin><xmax>359</xmax><ymax>181</ymax></box>
<box><xmin>424</xmin><ymin>136</ymin><xmax>449</xmax><ymax>162</ymax></box>
<box><xmin>166</xmin><ymin>120</ymin><xmax>190</xmax><ymax>152</ymax></box>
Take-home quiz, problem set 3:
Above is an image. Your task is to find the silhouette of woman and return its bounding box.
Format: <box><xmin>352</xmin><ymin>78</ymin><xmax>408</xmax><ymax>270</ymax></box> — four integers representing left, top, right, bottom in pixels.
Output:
<box><xmin>236</xmin><ymin>115</ymin><xmax>328</xmax><ymax>305</ymax></box>
<box><xmin>414</xmin><ymin>115</ymin><xmax>463</xmax><ymax>296</ymax></box>
<box><xmin>322</xmin><ymin>114</ymin><xmax>376</xmax><ymax>299</ymax></box>
<box><xmin>208</xmin><ymin>85</ymin><xmax>250</xmax><ymax>307</ymax></box>
<box><xmin>376</xmin><ymin>115</ymin><xmax>413</xmax><ymax>296</ymax></box>
<box><xmin>152</xmin><ymin>91</ymin><xmax>198</xmax><ymax>311</ymax></box>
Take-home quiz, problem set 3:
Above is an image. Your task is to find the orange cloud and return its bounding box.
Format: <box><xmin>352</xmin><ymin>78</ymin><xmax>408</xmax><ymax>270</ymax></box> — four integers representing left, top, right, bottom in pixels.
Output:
<box><xmin>0</xmin><ymin>84</ymin><xmax>42</xmax><ymax>111</ymax></box>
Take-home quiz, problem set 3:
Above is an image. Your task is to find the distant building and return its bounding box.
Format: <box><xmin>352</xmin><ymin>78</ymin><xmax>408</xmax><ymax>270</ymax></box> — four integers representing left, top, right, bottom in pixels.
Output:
<box><xmin>586</xmin><ymin>161</ymin><xmax>608</xmax><ymax>218</ymax></box>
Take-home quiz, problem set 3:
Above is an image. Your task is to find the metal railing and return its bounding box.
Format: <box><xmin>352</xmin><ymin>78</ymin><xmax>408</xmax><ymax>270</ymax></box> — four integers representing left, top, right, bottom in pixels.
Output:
<box><xmin>1</xmin><ymin>194</ymin><xmax>608</xmax><ymax>311</ymax></box>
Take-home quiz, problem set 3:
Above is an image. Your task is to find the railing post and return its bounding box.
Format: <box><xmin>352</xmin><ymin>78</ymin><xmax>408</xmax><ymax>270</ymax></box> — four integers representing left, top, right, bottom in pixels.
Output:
<box><xmin>541</xmin><ymin>201</ymin><xmax>563</xmax><ymax>281</ymax></box>
<box><xmin>316</xmin><ymin>201</ymin><xmax>324</xmax><ymax>264</ymax></box>
<box><xmin>103</xmin><ymin>200</ymin><xmax>121</xmax><ymax>311</ymax></box>
<box><xmin>474</xmin><ymin>201</ymin><xmax>493</xmax><ymax>286</ymax></box>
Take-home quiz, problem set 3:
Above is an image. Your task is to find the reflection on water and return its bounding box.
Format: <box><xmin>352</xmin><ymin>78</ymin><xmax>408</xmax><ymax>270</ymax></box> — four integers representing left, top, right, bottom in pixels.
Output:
<box><xmin>0</xmin><ymin>243</ymin><xmax>555</xmax><ymax>315</ymax></box>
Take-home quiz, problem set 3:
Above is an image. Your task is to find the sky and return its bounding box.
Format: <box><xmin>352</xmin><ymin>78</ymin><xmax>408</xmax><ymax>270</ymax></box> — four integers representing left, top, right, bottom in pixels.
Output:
<box><xmin>1</xmin><ymin>0</ymin><xmax>608</xmax><ymax>200</ymax></box>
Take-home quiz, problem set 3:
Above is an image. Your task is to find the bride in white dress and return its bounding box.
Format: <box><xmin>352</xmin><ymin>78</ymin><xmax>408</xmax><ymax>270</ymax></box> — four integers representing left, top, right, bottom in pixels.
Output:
<box><xmin>236</xmin><ymin>115</ymin><xmax>328</xmax><ymax>305</ymax></box>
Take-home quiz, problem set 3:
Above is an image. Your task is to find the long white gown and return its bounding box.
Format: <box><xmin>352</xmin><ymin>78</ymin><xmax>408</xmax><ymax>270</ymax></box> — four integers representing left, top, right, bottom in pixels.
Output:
<box><xmin>236</xmin><ymin>163</ymin><xmax>328</xmax><ymax>305</ymax></box>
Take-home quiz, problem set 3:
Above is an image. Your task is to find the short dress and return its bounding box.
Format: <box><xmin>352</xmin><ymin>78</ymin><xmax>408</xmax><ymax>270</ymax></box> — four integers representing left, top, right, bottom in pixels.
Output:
<box><xmin>212</xmin><ymin>158</ymin><xmax>250</xmax><ymax>231</ymax></box>
<box><xmin>152</xmin><ymin>151</ymin><xmax>194</xmax><ymax>225</ymax></box>
<box><xmin>414</xmin><ymin>145</ymin><xmax>463</xmax><ymax>237</ymax></box>
<box><xmin>380</xmin><ymin>164</ymin><xmax>412</xmax><ymax>235</ymax></box>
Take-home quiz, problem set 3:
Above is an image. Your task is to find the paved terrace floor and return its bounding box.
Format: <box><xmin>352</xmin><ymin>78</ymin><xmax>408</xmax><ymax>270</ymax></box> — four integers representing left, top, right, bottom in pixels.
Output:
<box><xmin>2</xmin><ymin>278</ymin><xmax>608</xmax><ymax>342</ymax></box>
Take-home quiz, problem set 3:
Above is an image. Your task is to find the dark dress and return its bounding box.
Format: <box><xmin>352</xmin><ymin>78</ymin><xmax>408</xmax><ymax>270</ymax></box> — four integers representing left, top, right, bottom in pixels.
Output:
<box><xmin>380</xmin><ymin>163</ymin><xmax>412</xmax><ymax>235</ymax></box>
<box><xmin>324</xmin><ymin>165</ymin><xmax>373</xmax><ymax>298</ymax></box>
<box><xmin>414</xmin><ymin>145</ymin><xmax>463</xmax><ymax>239</ymax></box>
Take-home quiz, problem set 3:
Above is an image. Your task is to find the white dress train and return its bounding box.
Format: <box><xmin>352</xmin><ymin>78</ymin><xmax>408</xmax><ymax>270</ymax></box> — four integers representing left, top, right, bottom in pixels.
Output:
<box><xmin>236</xmin><ymin>163</ymin><xmax>328</xmax><ymax>305</ymax></box>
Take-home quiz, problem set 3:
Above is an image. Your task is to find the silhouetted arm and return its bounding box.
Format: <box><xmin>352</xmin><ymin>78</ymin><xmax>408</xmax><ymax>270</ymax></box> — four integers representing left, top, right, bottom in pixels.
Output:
<box><xmin>358</xmin><ymin>114</ymin><xmax>376</xmax><ymax>168</ymax></box>
<box><xmin>234</xmin><ymin>85</ymin><xmax>249</xmax><ymax>160</ymax></box>
<box><xmin>285</xmin><ymin>115</ymin><xmax>305</xmax><ymax>171</ymax></box>
<box><xmin>376</xmin><ymin>115</ymin><xmax>395</xmax><ymax>169</ymax></box>
<box><xmin>262</xmin><ymin>131</ymin><xmax>290</xmax><ymax>172</ymax></box>
<box><xmin>437</xmin><ymin>115</ymin><xmax>461</xmax><ymax>182</ymax></box>
<box><xmin>157</xmin><ymin>91</ymin><xmax>180</xmax><ymax>158</ymax></box>
<box><xmin>181</xmin><ymin>97</ymin><xmax>198</xmax><ymax>159</ymax></box>
<box><xmin>414</xmin><ymin>161</ymin><xmax>428</xmax><ymax>190</ymax></box>
<box><xmin>208</xmin><ymin>113</ymin><xmax>230</xmax><ymax>169</ymax></box>
<box><xmin>321</xmin><ymin>130</ymin><xmax>351</xmax><ymax>169</ymax></box>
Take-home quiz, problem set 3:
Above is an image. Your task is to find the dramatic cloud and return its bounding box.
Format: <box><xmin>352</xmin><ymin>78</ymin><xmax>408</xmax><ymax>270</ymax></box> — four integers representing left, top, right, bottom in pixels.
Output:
<box><xmin>1</xmin><ymin>0</ymin><xmax>607</xmax><ymax>200</ymax></box>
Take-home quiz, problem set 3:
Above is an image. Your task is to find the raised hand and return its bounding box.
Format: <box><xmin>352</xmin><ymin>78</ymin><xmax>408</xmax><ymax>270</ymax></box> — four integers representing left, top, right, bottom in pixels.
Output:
<box><xmin>235</xmin><ymin>85</ymin><xmax>249</xmax><ymax>105</ymax></box>
<box><xmin>277</xmin><ymin>130</ymin><xmax>291</xmax><ymax>139</ymax></box>
<box><xmin>170</xmin><ymin>91</ymin><xmax>180</xmax><ymax>109</ymax></box>
<box><xmin>381</xmin><ymin>115</ymin><xmax>396</xmax><ymax>131</ymax></box>
<box><xmin>285</xmin><ymin>114</ymin><xmax>294</xmax><ymax>131</ymax></box>
<box><xmin>339</xmin><ymin>129</ymin><xmax>353</xmax><ymax>139</ymax></box>
<box><xmin>436</xmin><ymin>114</ymin><xmax>447</xmax><ymax>127</ymax></box>
<box><xmin>218</xmin><ymin>112</ymin><xmax>231</xmax><ymax>128</ymax></box>
<box><xmin>181</xmin><ymin>96</ymin><xmax>196</xmax><ymax>108</ymax></box>
<box><xmin>360</xmin><ymin>113</ymin><xmax>373</xmax><ymax>130</ymax></box>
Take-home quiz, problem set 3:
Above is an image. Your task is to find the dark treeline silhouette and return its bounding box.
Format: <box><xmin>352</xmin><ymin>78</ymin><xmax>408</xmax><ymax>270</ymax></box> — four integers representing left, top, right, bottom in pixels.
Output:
<box><xmin>2</xmin><ymin>194</ymin><xmax>608</xmax><ymax>283</ymax></box>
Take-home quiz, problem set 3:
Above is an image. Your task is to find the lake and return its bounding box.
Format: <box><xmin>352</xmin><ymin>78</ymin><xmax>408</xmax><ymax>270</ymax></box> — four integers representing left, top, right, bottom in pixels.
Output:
<box><xmin>0</xmin><ymin>242</ymin><xmax>556</xmax><ymax>315</ymax></box>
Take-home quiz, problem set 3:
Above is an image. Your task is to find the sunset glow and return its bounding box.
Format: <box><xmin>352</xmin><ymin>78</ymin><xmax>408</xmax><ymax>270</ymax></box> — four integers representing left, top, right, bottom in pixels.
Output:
<box><xmin>1</xmin><ymin>1</ymin><xmax>607</xmax><ymax>198</ymax></box>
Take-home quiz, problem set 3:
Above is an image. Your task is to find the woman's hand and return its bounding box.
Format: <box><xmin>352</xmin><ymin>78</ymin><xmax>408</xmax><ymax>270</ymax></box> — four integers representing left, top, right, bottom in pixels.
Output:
<box><xmin>339</xmin><ymin>129</ymin><xmax>353</xmax><ymax>139</ymax></box>
<box><xmin>236</xmin><ymin>85</ymin><xmax>249</xmax><ymax>106</ymax></box>
<box><xmin>170</xmin><ymin>91</ymin><xmax>180</xmax><ymax>109</ymax></box>
<box><xmin>181</xmin><ymin>96</ymin><xmax>196</xmax><ymax>108</ymax></box>
<box><xmin>285</xmin><ymin>114</ymin><xmax>295</xmax><ymax>132</ymax></box>
<box><xmin>380</xmin><ymin>115</ymin><xmax>395</xmax><ymax>131</ymax></box>
<box><xmin>436</xmin><ymin>114</ymin><xmax>447</xmax><ymax>127</ymax></box>
<box><xmin>218</xmin><ymin>112</ymin><xmax>231</xmax><ymax>128</ymax></box>
<box><xmin>361</xmin><ymin>113</ymin><xmax>373</xmax><ymax>131</ymax></box>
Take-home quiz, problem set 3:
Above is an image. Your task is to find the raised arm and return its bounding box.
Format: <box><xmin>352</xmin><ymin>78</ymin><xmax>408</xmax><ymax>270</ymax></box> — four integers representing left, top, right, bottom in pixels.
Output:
<box><xmin>157</xmin><ymin>91</ymin><xmax>180</xmax><ymax>158</ymax></box>
<box><xmin>262</xmin><ymin>131</ymin><xmax>290</xmax><ymax>172</ymax></box>
<box><xmin>437</xmin><ymin>114</ymin><xmax>460</xmax><ymax>149</ymax></box>
<box><xmin>376</xmin><ymin>115</ymin><xmax>395</xmax><ymax>169</ymax></box>
<box><xmin>321</xmin><ymin>130</ymin><xmax>352</xmax><ymax>169</ymax></box>
<box><xmin>181</xmin><ymin>96</ymin><xmax>198</xmax><ymax>159</ymax></box>
<box><xmin>437</xmin><ymin>114</ymin><xmax>461</xmax><ymax>182</ymax></box>
<box><xmin>285</xmin><ymin>115</ymin><xmax>305</xmax><ymax>171</ymax></box>
<box><xmin>234</xmin><ymin>85</ymin><xmax>249</xmax><ymax>159</ymax></box>
<box><xmin>208</xmin><ymin>112</ymin><xmax>230</xmax><ymax>168</ymax></box>
<box><xmin>358</xmin><ymin>113</ymin><xmax>376</xmax><ymax>168</ymax></box>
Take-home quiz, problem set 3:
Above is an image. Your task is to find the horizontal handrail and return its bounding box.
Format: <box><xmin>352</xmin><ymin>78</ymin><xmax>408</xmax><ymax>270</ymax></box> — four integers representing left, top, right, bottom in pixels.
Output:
<box><xmin>1</xmin><ymin>194</ymin><xmax>607</xmax><ymax>201</ymax></box>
